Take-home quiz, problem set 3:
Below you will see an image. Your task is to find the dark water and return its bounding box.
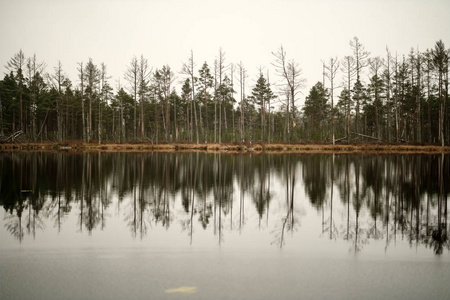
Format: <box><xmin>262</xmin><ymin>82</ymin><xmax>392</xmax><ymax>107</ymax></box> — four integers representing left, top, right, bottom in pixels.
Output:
<box><xmin>1</xmin><ymin>152</ymin><xmax>449</xmax><ymax>300</ymax></box>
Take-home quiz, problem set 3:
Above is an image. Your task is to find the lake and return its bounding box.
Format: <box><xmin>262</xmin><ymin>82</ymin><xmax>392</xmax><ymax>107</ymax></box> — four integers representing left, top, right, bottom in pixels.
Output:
<box><xmin>1</xmin><ymin>152</ymin><xmax>449</xmax><ymax>300</ymax></box>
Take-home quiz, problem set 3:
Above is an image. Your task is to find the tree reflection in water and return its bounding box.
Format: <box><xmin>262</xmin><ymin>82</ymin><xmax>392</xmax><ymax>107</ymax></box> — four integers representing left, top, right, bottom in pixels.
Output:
<box><xmin>1</xmin><ymin>152</ymin><xmax>448</xmax><ymax>254</ymax></box>
<box><xmin>272</xmin><ymin>154</ymin><xmax>299</xmax><ymax>248</ymax></box>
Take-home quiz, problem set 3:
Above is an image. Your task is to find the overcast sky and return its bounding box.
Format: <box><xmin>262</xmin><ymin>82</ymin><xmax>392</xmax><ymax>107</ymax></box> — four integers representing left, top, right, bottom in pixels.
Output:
<box><xmin>1</xmin><ymin>0</ymin><xmax>449</xmax><ymax>102</ymax></box>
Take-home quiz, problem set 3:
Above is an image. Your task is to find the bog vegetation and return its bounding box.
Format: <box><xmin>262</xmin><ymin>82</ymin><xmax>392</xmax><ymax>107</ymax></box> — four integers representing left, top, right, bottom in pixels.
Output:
<box><xmin>0</xmin><ymin>38</ymin><xmax>448</xmax><ymax>146</ymax></box>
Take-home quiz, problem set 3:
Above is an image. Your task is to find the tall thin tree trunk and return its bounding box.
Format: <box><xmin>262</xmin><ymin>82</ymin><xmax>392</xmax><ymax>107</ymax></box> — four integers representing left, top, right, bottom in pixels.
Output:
<box><xmin>174</xmin><ymin>95</ymin><xmax>178</xmax><ymax>141</ymax></box>
<box><xmin>395</xmin><ymin>55</ymin><xmax>400</xmax><ymax>142</ymax></box>
<box><xmin>194</xmin><ymin>99</ymin><xmax>199</xmax><ymax>144</ymax></box>
<box><xmin>78</xmin><ymin>63</ymin><xmax>86</xmax><ymax>142</ymax></box>
<box><xmin>439</xmin><ymin>71</ymin><xmax>444</xmax><ymax>146</ymax></box>
<box><xmin>346</xmin><ymin>60</ymin><xmax>351</xmax><ymax>144</ymax></box>
<box><xmin>416</xmin><ymin>49</ymin><xmax>422</xmax><ymax>143</ymax></box>
<box><xmin>427</xmin><ymin>60</ymin><xmax>431</xmax><ymax>143</ymax></box>
<box><xmin>98</xmin><ymin>97</ymin><xmax>102</xmax><ymax>144</ymax></box>
<box><xmin>386</xmin><ymin>50</ymin><xmax>392</xmax><ymax>142</ymax></box>
<box><xmin>141</xmin><ymin>97</ymin><xmax>145</xmax><ymax>141</ymax></box>
<box><xmin>121</xmin><ymin>96</ymin><xmax>125</xmax><ymax>143</ymax></box>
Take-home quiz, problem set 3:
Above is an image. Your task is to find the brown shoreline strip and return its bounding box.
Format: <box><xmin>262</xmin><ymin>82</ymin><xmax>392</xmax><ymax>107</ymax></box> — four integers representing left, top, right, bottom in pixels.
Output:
<box><xmin>1</xmin><ymin>142</ymin><xmax>449</xmax><ymax>154</ymax></box>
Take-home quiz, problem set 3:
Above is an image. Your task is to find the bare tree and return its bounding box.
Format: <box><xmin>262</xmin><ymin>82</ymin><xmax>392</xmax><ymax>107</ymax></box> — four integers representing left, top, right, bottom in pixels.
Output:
<box><xmin>341</xmin><ymin>56</ymin><xmax>356</xmax><ymax>143</ymax></box>
<box><xmin>383</xmin><ymin>47</ymin><xmax>393</xmax><ymax>142</ymax></box>
<box><xmin>368</xmin><ymin>56</ymin><xmax>384</xmax><ymax>141</ymax></box>
<box><xmin>272</xmin><ymin>45</ymin><xmax>305</xmax><ymax>143</ymax></box>
<box><xmin>138</xmin><ymin>55</ymin><xmax>151</xmax><ymax>141</ymax></box>
<box><xmin>26</xmin><ymin>54</ymin><xmax>46</xmax><ymax>141</ymax></box>
<box><xmin>325</xmin><ymin>57</ymin><xmax>340</xmax><ymax>144</ymax></box>
<box><xmin>213</xmin><ymin>59</ymin><xmax>218</xmax><ymax>142</ymax></box>
<box><xmin>181</xmin><ymin>50</ymin><xmax>198</xmax><ymax>143</ymax></box>
<box><xmin>125</xmin><ymin>56</ymin><xmax>139</xmax><ymax>141</ymax></box>
<box><xmin>99</xmin><ymin>63</ymin><xmax>112</xmax><ymax>144</ymax></box>
<box><xmin>393</xmin><ymin>53</ymin><xmax>401</xmax><ymax>142</ymax></box>
<box><xmin>230</xmin><ymin>63</ymin><xmax>236</xmax><ymax>142</ymax></box>
<box><xmin>236</xmin><ymin>61</ymin><xmax>247</xmax><ymax>142</ymax></box>
<box><xmin>414</xmin><ymin>47</ymin><xmax>423</xmax><ymax>143</ymax></box>
<box><xmin>217</xmin><ymin>48</ymin><xmax>226</xmax><ymax>143</ymax></box>
<box><xmin>77</xmin><ymin>62</ymin><xmax>86</xmax><ymax>142</ymax></box>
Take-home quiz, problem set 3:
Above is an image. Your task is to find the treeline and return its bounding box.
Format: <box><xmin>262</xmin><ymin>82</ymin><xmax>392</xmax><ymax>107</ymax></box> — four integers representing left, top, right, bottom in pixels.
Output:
<box><xmin>304</xmin><ymin>39</ymin><xmax>449</xmax><ymax>146</ymax></box>
<box><xmin>0</xmin><ymin>38</ymin><xmax>448</xmax><ymax>145</ymax></box>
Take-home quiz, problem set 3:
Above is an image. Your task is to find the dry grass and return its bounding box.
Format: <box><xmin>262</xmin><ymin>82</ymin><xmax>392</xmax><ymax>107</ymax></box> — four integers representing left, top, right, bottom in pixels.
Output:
<box><xmin>1</xmin><ymin>141</ymin><xmax>449</xmax><ymax>154</ymax></box>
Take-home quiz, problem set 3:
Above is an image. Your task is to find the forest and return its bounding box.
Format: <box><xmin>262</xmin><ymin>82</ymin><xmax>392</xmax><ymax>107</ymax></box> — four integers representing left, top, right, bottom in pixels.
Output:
<box><xmin>0</xmin><ymin>38</ymin><xmax>448</xmax><ymax>146</ymax></box>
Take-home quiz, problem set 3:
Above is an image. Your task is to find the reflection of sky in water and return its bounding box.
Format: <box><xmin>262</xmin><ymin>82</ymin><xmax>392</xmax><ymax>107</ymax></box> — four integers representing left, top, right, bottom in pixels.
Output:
<box><xmin>1</xmin><ymin>153</ymin><xmax>449</xmax><ymax>300</ymax></box>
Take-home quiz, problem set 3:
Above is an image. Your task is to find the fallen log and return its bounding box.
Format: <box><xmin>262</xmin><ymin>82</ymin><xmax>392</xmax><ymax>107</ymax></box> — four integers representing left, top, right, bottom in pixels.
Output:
<box><xmin>4</xmin><ymin>130</ymin><xmax>23</xmax><ymax>142</ymax></box>
<box><xmin>350</xmin><ymin>131</ymin><xmax>384</xmax><ymax>142</ymax></box>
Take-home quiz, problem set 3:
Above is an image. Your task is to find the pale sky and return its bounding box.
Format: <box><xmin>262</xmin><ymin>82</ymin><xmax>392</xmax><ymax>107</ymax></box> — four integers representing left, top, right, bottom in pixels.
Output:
<box><xmin>1</xmin><ymin>0</ymin><xmax>449</xmax><ymax>103</ymax></box>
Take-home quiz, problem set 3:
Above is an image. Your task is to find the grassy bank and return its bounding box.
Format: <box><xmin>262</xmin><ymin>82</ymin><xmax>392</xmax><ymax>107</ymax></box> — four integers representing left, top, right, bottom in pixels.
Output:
<box><xmin>1</xmin><ymin>141</ymin><xmax>450</xmax><ymax>154</ymax></box>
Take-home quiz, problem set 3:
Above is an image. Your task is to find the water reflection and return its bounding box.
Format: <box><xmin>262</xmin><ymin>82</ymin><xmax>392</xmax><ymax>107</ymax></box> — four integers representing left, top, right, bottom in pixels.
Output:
<box><xmin>1</xmin><ymin>152</ymin><xmax>448</xmax><ymax>254</ymax></box>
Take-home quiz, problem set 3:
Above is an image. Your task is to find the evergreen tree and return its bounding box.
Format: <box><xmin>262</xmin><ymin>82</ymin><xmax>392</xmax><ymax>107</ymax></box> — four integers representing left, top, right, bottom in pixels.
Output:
<box><xmin>350</xmin><ymin>37</ymin><xmax>370</xmax><ymax>135</ymax></box>
<box><xmin>5</xmin><ymin>50</ymin><xmax>26</xmax><ymax>133</ymax></box>
<box><xmin>181</xmin><ymin>78</ymin><xmax>192</xmax><ymax>140</ymax></box>
<box><xmin>197</xmin><ymin>62</ymin><xmax>213</xmax><ymax>142</ymax></box>
<box><xmin>303</xmin><ymin>82</ymin><xmax>329</xmax><ymax>141</ymax></box>
<box><xmin>250</xmin><ymin>74</ymin><xmax>274</xmax><ymax>142</ymax></box>
<box><xmin>84</xmin><ymin>59</ymin><xmax>100</xmax><ymax>142</ymax></box>
<box><xmin>431</xmin><ymin>40</ymin><xmax>448</xmax><ymax>146</ymax></box>
<box><xmin>337</xmin><ymin>88</ymin><xmax>353</xmax><ymax>142</ymax></box>
<box><xmin>0</xmin><ymin>72</ymin><xmax>18</xmax><ymax>136</ymax></box>
<box><xmin>216</xmin><ymin>75</ymin><xmax>235</xmax><ymax>142</ymax></box>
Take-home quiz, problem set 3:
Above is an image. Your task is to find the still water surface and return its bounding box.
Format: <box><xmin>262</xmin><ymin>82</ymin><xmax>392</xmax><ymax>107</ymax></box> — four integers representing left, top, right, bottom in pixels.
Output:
<box><xmin>1</xmin><ymin>152</ymin><xmax>449</xmax><ymax>300</ymax></box>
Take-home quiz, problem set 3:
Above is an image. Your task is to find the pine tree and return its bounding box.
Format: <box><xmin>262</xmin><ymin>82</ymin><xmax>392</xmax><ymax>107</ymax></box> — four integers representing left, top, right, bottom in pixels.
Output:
<box><xmin>350</xmin><ymin>37</ymin><xmax>370</xmax><ymax>135</ymax></box>
<box><xmin>5</xmin><ymin>50</ymin><xmax>25</xmax><ymax>134</ymax></box>
<box><xmin>84</xmin><ymin>59</ymin><xmax>100</xmax><ymax>142</ymax></box>
<box><xmin>431</xmin><ymin>40</ymin><xmax>448</xmax><ymax>146</ymax></box>
<box><xmin>181</xmin><ymin>78</ymin><xmax>192</xmax><ymax>140</ymax></box>
<box><xmin>197</xmin><ymin>62</ymin><xmax>213</xmax><ymax>142</ymax></box>
<box><xmin>250</xmin><ymin>74</ymin><xmax>274</xmax><ymax>142</ymax></box>
<box><xmin>367</xmin><ymin>57</ymin><xmax>385</xmax><ymax>141</ymax></box>
<box><xmin>303</xmin><ymin>82</ymin><xmax>329</xmax><ymax>141</ymax></box>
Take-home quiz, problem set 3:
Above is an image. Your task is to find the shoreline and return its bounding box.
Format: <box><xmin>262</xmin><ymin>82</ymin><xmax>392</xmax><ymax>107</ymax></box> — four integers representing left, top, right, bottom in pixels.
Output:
<box><xmin>1</xmin><ymin>142</ymin><xmax>450</xmax><ymax>154</ymax></box>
